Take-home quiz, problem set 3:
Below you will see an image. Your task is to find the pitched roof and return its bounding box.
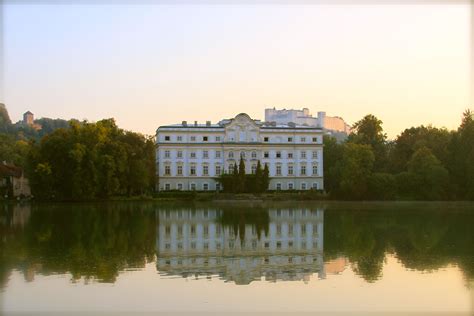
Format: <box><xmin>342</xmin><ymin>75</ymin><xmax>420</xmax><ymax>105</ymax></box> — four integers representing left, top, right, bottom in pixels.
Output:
<box><xmin>0</xmin><ymin>164</ymin><xmax>23</xmax><ymax>177</ymax></box>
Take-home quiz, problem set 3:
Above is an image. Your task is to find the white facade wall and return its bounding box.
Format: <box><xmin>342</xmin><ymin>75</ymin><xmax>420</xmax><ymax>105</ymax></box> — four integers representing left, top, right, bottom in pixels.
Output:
<box><xmin>156</xmin><ymin>113</ymin><xmax>324</xmax><ymax>191</ymax></box>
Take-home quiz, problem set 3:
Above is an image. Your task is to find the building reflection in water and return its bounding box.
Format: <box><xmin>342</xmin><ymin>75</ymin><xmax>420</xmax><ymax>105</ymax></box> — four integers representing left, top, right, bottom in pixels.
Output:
<box><xmin>156</xmin><ymin>208</ymin><xmax>344</xmax><ymax>284</ymax></box>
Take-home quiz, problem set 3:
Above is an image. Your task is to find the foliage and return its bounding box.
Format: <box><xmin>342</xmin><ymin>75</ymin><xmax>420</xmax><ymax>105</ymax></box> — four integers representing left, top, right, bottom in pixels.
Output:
<box><xmin>348</xmin><ymin>114</ymin><xmax>388</xmax><ymax>171</ymax></box>
<box><xmin>27</xmin><ymin>119</ymin><xmax>156</xmax><ymax>200</ymax></box>
<box><xmin>217</xmin><ymin>158</ymin><xmax>269</xmax><ymax>193</ymax></box>
<box><xmin>333</xmin><ymin>143</ymin><xmax>375</xmax><ymax>200</ymax></box>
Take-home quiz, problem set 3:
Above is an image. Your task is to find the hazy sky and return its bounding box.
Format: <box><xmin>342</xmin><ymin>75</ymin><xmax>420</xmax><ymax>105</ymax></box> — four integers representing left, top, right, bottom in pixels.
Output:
<box><xmin>2</xmin><ymin>3</ymin><xmax>472</xmax><ymax>138</ymax></box>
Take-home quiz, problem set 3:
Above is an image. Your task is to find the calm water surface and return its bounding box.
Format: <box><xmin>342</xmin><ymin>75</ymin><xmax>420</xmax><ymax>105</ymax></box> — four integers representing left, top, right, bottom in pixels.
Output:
<box><xmin>1</xmin><ymin>201</ymin><xmax>474</xmax><ymax>314</ymax></box>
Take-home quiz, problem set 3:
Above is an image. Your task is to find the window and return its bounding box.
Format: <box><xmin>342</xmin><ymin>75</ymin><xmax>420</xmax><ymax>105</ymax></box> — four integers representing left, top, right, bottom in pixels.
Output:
<box><xmin>251</xmin><ymin>164</ymin><xmax>257</xmax><ymax>174</ymax></box>
<box><xmin>312</xmin><ymin>182</ymin><xmax>319</xmax><ymax>190</ymax></box>
<box><xmin>190</xmin><ymin>152</ymin><xmax>196</xmax><ymax>159</ymax></box>
<box><xmin>276</xmin><ymin>241</ymin><xmax>282</xmax><ymax>249</ymax></box>
<box><xmin>164</xmin><ymin>183</ymin><xmax>171</xmax><ymax>190</ymax></box>
<box><xmin>203</xmin><ymin>165</ymin><xmax>209</xmax><ymax>175</ymax></box>
<box><xmin>288</xmin><ymin>165</ymin><xmax>294</xmax><ymax>175</ymax></box>
<box><xmin>264</xmin><ymin>151</ymin><xmax>269</xmax><ymax>158</ymax></box>
<box><xmin>164</xmin><ymin>165</ymin><xmax>171</xmax><ymax>175</ymax></box>
<box><xmin>276</xmin><ymin>151</ymin><xmax>281</xmax><ymax>159</ymax></box>
<box><xmin>216</xmin><ymin>136</ymin><xmax>221</xmax><ymax>142</ymax></box>
<box><xmin>312</xmin><ymin>165</ymin><xmax>318</xmax><ymax>175</ymax></box>
<box><xmin>240</xmin><ymin>151</ymin><xmax>245</xmax><ymax>158</ymax></box>
<box><xmin>164</xmin><ymin>150</ymin><xmax>170</xmax><ymax>158</ymax></box>
<box><xmin>190</xmin><ymin>136</ymin><xmax>196</xmax><ymax>141</ymax></box>
<box><xmin>229</xmin><ymin>151</ymin><xmax>234</xmax><ymax>158</ymax></box>
<box><xmin>215</xmin><ymin>151</ymin><xmax>221</xmax><ymax>158</ymax></box>
<box><xmin>301</xmin><ymin>165</ymin><xmax>306</xmax><ymax>175</ymax></box>
<box><xmin>276</xmin><ymin>183</ymin><xmax>282</xmax><ymax>190</ymax></box>
<box><xmin>177</xmin><ymin>136</ymin><xmax>182</xmax><ymax>141</ymax></box>
<box><xmin>190</xmin><ymin>183</ymin><xmax>196</xmax><ymax>190</ymax></box>
<box><xmin>190</xmin><ymin>166</ymin><xmax>196</xmax><ymax>176</ymax></box>
<box><xmin>276</xmin><ymin>165</ymin><xmax>282</xmax><ymax>176</ymax></box>
<box><xmin>177</xmin><ymin>165</ymin><xmax>183</xmax><ymax>175</ymax></box>
<box><xmin>177</xmin><ymin>151</ymin><xmax>183</xmax><ymax>158</ymax></box>
<box><xmin>165</xmin><ymin>136</ymin><xmax>170</xmax><ymax>141</ymax></box>
<box><xmin>203</xmin><ymin>136</ymin><xmax>208</xmax><ymax>141</ymax></box>
<box><xmin>203</xmin><ymin>150</ymin><xmax>209</xmax><ymax>159</ymax></box>
<box><xmin>165</xmin><ymin>225</ymin><xmax>171</xmax><ymax>236</ymax></box>
<box><xmin>276</xmin><ymin>224</ymin><xmax>282</xmax><ymax>235</ymax></box>
<box><xmin>215</xmin><ymin>165</ymin><xmax>221</xmax><ymax>175</ymax></box>
<box><xmin>228</xmin><ymin>164</ymin><xmax>234</xmax><ymax>173</ymax></box>
<box><xmin>203</xmin><ymin>183</ymin><xmax>209</xmax><ymax>191</ymax></box>
<box><xmin>177</xmin><ymin>183</ymin><xmax>183</xmax><ymax>190</ymax></box>
<box><xmin>301</xmin><ymin>151</ymin><xmax>306</xmax><ymax>159</ymax></box>
<box><xmin>312</xmin><ymin>151</ymin><xmax>318</xmax><ymax>159</ymax></box>
<box><xmin>288</xmin><ymin>183</ymin><xmax>294</xmax><ymax>190</ymax></box>
<box><xmin>216</xmin><ymin>183</ymin><xmax>221</xmax><ymax>191</ymax></box>
<box><xmin>264</xmin><ymin>137</ymin><xmax>269</xmax><ymax>142</ymax></box>
<box><xmin>301</xmin><ymin>183</ymin><xmax>307</xmax><ymax>190</ymax></box>
<box><xmin>288</xmin><ymin>152</ymin><xmax>293</xmax><ymax>159</ymax></box>
<box><xmin>288</xmin><ymin>137</ymin><xmax>293</xmax><ymax>142</ymax></box>
<box><xmin>312</xmin><ymin>137</ymin><xmax>318</xmax><ymax>143</ymax></box>
<box><xmin>251</xmin><ymin>151</ymin><xmax>257</xmax><ymax>159</ymax></box>
<box><xmin>301</xmin><ymin>224</ymin><xmax>307</xmax><ymax>235</ymax></box>
<box><xmin>300</xmin><ymin>137</ymin><xmax>306</xmax><ymax>142</ymax></box>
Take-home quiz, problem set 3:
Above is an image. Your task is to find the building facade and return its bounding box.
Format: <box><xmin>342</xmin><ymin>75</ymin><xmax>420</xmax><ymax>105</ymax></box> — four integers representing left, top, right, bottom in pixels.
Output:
<box><xmin>265</xmin><ymin>107</ymin><xmax>351</xmax><ymax>135</ymax></box>
<box><xmin>156</xmin><ymin>113</ymin><xmax>324</xmax><ymax>191</ymax></box>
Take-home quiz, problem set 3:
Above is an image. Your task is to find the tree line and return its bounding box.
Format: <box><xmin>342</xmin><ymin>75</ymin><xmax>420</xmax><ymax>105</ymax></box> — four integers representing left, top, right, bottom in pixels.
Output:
<box><xmin>324</xmin><ymin>110</ymin><xmax>474</xmax><ymax>200</ymax></box>
<box><xmin>27</xmin><ymin>119</ymin><xmax>156</xmax><ymax>200</ymax></box>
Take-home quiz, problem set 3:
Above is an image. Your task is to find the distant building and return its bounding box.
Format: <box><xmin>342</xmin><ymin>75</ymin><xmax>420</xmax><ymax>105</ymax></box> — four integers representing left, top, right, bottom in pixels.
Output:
<box><xmin>23</xmin><ymin>111</ymin><xmax>34</xmax><ymax>125</ymax></box>
<box><xmin>21</xmin><ymin>111</ymin><xmax>41</xmax><ymax>130</ymax></box>
<box><xmin>0</xmin><ymin>163</ymin><xmax>31</xmax><ymax>198</ymax></box>
<box><xmin>265</xmin><ymin>108</ymin><xmax>352</xmax><ymax>140</ymax></box>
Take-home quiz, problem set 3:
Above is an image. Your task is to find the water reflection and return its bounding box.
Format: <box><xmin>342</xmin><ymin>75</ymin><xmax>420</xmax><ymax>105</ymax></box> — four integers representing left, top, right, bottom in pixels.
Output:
<box><xmin>1</xmin><ymin>202</ymin><xmax>474</xmax><ymax>288</ymax></box>
<box><xmin>156</xmin><ymin>208</ymin><xmax>329</xmax><ymax>284</ymax></box>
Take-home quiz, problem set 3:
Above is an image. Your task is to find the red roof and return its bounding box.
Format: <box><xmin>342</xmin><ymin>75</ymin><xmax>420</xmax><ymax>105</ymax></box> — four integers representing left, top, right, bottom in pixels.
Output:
<box><xmin>0</xmin><ymin>164</ymin><xmax>23</xmax><ymax>178</ymax></box>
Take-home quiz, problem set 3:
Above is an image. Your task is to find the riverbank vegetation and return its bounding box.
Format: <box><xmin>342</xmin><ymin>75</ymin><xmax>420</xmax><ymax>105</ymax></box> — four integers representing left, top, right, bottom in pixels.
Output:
<box><xmin>1</xmin><ymin>103</ymin><xmax>473</xmax><ymax>200</ymax></box>
<box><xmin>324</xmin><ymin>110</ymin><xmax>474</xmax><ymax>200</ymax></box>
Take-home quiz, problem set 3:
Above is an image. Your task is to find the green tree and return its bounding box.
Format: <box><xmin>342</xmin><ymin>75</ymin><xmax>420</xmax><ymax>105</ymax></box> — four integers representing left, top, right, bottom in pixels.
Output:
<box><xmin>335</xmin><ymin>143</ymin><xmax>375</xmax><ymax>200</ymax></box>
<box><xmin>348</xmin><ymin>114</ymin><xmax>387</xmax><ymax>171</ymax></box>
<box><xmin>405</xmin><ymin>147</ymin><xmax>449</xmax><ymax>200</ymax></box>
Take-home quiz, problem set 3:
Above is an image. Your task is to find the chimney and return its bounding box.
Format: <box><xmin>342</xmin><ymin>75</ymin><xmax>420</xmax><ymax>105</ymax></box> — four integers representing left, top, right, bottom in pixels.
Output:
<box><xmin>206</xmin><ymin>121</ymin><xmax>211</xmax><ymax>127</ymax></box>
<box><xmin>182</xmin><ymin>121</ymin><xmax>187</xmax><ymax>126</ymax></box>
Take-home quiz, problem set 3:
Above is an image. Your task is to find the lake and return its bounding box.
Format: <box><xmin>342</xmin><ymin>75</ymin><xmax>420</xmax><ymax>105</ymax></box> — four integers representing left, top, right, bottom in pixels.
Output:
<box><xmin>1</xmin><ymin>201</ymin><xmax>473</xmax><ymax>315</ymax></box>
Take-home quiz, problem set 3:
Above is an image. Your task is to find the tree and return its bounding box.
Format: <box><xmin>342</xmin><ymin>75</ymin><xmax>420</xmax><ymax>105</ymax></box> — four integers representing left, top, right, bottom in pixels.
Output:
<box><xmin>390</xmin><ymin>125</ymin><xmax>452</xmax><ymax>173</ymax></box>
<box><xmin>335</xmin><ymin>143</ymin><xmax>375</xmax><ymax>200</ymax></box>
<box><xmin>405</xmin><ymin>147</ymin><xmax>449</xmax><ymax>200</ymax></box>
<box><xmin>323</xmin><ymin>135</ymin><xmax>344</xmax><ymax>193</ymax></box>
<box><xmin>0</xmin><ymin>103</ymin><xmax>12</xmax><ymax>133</ymax></box>
<box><xmin>448</xmin><ymin>110</ymin><xmax>474</xmax><ymax>200</ymax></box>
<box><xmin>255</xmin><ymin>160</ymin><xmax>263</xmax><ymax>193</ymax></box>
<box><xmin>237</xmin><ymin>157</ymin><xmax>246</xmax><ymax>193</ymax></box>
<box><xmin>27</xmin><ymin>119</ymin><xmax>156</xmax><ymax>200</ymax></box>
<box><xmin>262</xmin><ymin>163</ymin><xmax>270</xmax><ymax>191</ymax></box>
<box><xmin>348</xmin><ymin>114</ymin><xmax>388</xmax><ymax>171</ymax></box>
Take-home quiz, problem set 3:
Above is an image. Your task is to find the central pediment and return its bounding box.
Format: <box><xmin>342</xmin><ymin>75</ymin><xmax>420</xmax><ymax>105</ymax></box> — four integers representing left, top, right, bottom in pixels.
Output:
<box><xmin>224</xmin><ymin>113</ymin><xmax>260</xmax><ymax>142</ymax></box>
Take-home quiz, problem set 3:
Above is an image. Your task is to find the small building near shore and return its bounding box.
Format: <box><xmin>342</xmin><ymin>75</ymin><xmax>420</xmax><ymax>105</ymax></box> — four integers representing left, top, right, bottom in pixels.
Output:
<box><xmin>0</xmin><ymin>163</ymin><xmax>31</xmax><ymax>198</ymax></box>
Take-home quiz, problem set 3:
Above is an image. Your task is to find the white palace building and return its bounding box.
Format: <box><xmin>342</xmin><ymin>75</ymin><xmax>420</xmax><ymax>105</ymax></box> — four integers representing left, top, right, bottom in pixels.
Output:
<box><xmin>155</xmin><ymin>113</ymin><xmax>324</xmax><ymax>191</ymax></box>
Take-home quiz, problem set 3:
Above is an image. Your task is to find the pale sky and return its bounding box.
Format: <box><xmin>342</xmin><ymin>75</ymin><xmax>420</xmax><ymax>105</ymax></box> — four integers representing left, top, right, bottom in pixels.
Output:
<box><xmin>2</xmin><ymin>3</ymin><xmax>472</xmax><ymax>138</ymax></box>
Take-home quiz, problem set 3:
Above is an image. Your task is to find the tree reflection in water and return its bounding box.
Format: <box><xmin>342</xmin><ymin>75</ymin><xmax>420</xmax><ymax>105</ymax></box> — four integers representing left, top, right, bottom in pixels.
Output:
<box><xmin>1</xmin><ymin>202</ymin><xmax>474</xmax><ymax>287</ymax></box>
